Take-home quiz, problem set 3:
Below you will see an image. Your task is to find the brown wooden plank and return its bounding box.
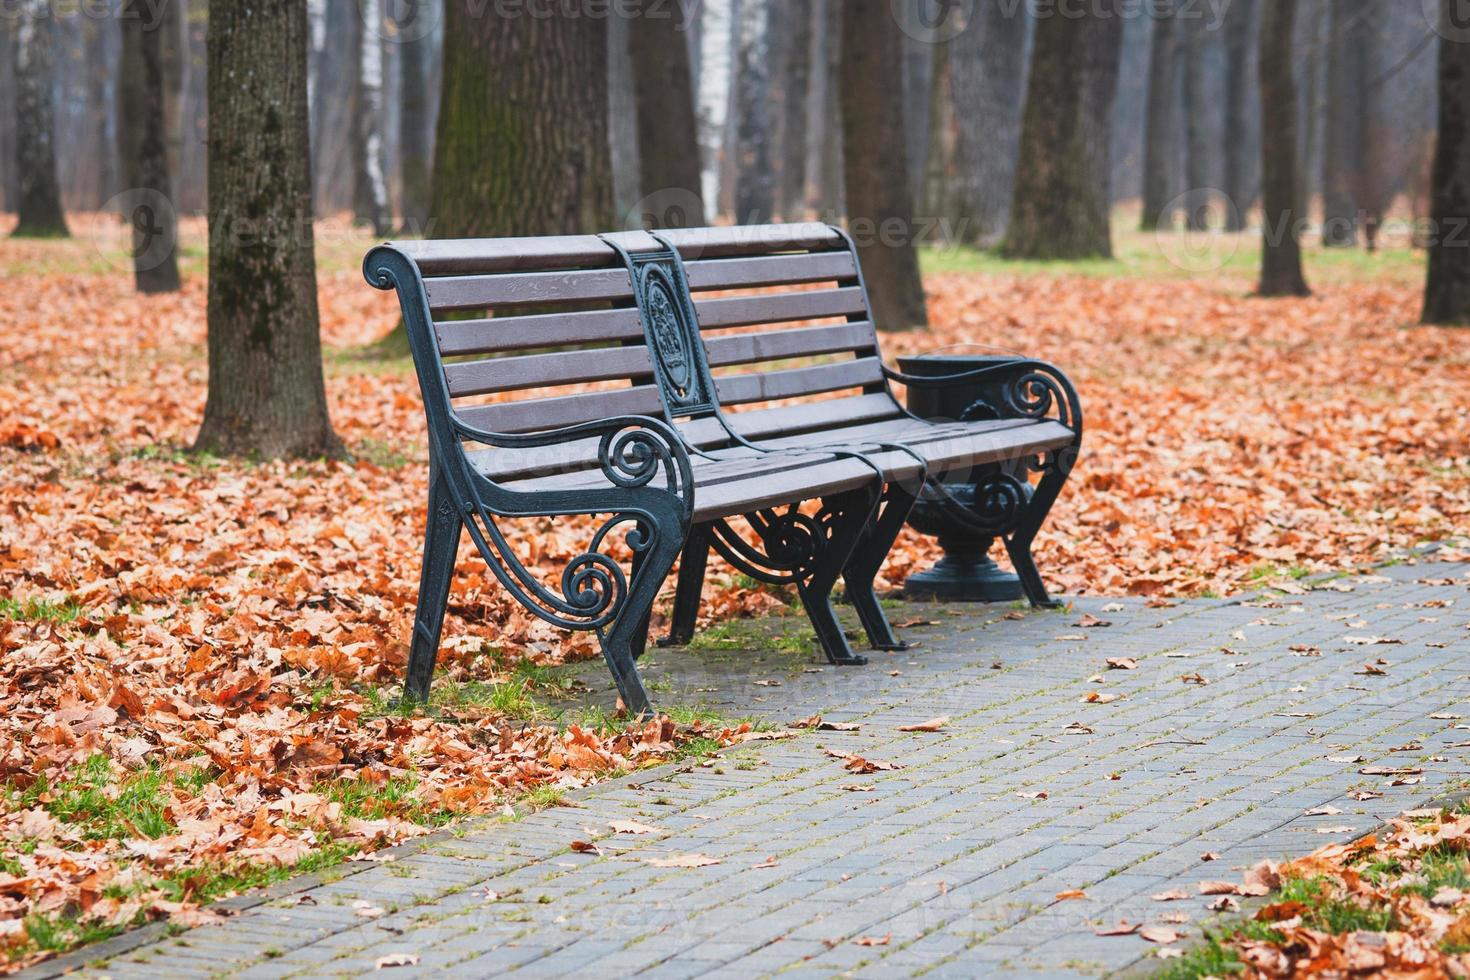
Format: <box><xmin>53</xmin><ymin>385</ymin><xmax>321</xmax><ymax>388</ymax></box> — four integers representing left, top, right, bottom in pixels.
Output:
<box><xmin>435</xmin><ymin>308</ymin><xmax>644</xmax><ymax>356</ymax></box>
<box><xmin>455</xmin><ymin>385</ymin><xmax>664</xmax><ymax>434</ymax></box>
<box><xmin>684</xmin><ymin>251</ymin><xmax>857</xmax><ymax>290</ymax></box>
<box><xmin>391</xmin><ymin>236</ymin><xmax>616</xmax><ymax>275</ymax></box>
<box><xmin>720</xmin><ymin>394</ymin><xmax>903</xmax><ymax>439</ymax></box>
<box><xmin>444</xmin><ymin>345</ymin><xmax>653</xmax><ymax>397</ymax></box>
<box><xmin>425</xmin><ymin>267</ymin><xmax>633</xmax><ymax>312</ymax></box>
<box><xmin>693</xmin><ymin>287</ymin><xmax>867</xmax><ymax>329</ymax></box>
<box><xmin>702</xmin><ymin>323</ymin><xmax>876</xmax><ymax>369</ymax></box>
<box><xmin>659</xmin><ymin>223</ymin><xmax>845</xmax><ymax>259</ymax></box>
<box><xmin>715</xmin><ymin>357</ymin><xmax>885</xmax><ymax>405</ymax></box>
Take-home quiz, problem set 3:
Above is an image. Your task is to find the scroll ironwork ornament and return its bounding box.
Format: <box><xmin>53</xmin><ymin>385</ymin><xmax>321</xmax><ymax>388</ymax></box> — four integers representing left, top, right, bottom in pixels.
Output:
<box><xmin>708</xmin><ymin>505</ymin><xmax>835</xmax><ymax>587</ymax></box>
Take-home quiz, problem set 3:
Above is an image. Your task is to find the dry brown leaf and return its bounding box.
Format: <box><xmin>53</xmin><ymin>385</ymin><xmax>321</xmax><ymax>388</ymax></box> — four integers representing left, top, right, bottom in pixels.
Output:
<box><xmin>898</xmin><ymin>716</ymin><xmax>949</xmax><ymax>733</ymax></box>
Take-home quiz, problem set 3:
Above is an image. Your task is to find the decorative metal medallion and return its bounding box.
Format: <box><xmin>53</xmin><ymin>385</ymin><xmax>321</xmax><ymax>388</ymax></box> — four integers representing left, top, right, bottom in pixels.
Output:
<box><xmin>600</xmin><ymin>236</ymin><xmax>717</xmax><ymax>419</ymax></box>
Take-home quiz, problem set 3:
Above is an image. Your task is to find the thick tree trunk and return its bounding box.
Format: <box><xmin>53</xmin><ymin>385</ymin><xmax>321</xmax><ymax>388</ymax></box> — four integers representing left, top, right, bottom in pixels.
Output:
<box><xmin>118</xmin><ymin>0</ymin><xmax>182</xmax><ymax>293</ymax></box>
<box><xmin>12</xmin><ymin>0</ymin><xmax>68</xmax><ymax>238</ymax></box>
<box><xmin>1004</xmin><ymin>9</ymin><xmax>1123</xmax><ymax>259</ymax></box>
<box><xmin>430</xmin><ymin>2</ymin><xmax>612</xmax><ymax>237</ymax></box>
<box><xmin>313</xmin><ymin>0</ymin><xmax>356</xmax><ymax>214</ymax></box>
<box><xmin>628</xmin><ymin>0</ymin><xmax>706</xmax><ymax>228</ymax></box>
<box><xmin>950</xmin><ymin>0</ymin><xmax>1029</xmax><ymax>243</ymax></box>
<box><xmin>777</xmin><ymin>0</ymin><xmax>812</xmax><ymax>222</ymax></box>
<box><xmin>1140</xmin><ymin>8</ymin><xmax>1179</xmax><ymax>230</ymax></box>
<box><xmin>1321</xmin><ymin>0</ymin><xmax>1369</xmax><ymax>246</ymax></box>
<box><xmin>196</xmin><ymin>0</ymin><xmax>343</xmax><ymax>459</ymax></box>
<box><xmin>1257</xmin><ymin>0</ymin><xmax>1310</xmax><ymax>297</ymax></box>
<box><xmin>1422</xmin><ymin>4</ymin><xmax>1470</xmax><ymax>325</ymax></box>
<box><xmin>397</xmin><ymin>0</ymin><xmax>436</xmax><ymax>233</ymax></box>
<box><xmin>733</xmin><ymin>0</ymin><xmax>773</xmax><ymax>224</ymax></box>
<box><xmin>1223</xmin><ymin>0</ymin><xmax>1259</xmax><ymax>230</ymax></box>
<box><xmin>841</xmin><ymin>0</ymin><xmax>926</xmax><ymax>331</ymax></box>
<box><xmin>351</xmin><ymin>0</ymin><xmax>392</xmax><ymax>235</ymax></box>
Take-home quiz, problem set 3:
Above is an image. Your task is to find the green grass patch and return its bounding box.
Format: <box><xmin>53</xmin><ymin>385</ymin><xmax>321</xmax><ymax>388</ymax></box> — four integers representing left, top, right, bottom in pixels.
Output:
<box><xmin>0</xmin><ymin>596</ymin><xmax>87</xmax><ymax>625</ymax></box>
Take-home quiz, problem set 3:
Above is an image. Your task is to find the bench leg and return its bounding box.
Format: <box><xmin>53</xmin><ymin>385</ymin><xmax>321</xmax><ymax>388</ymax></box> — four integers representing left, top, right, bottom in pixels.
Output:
<box><xmin>658</xmin><ymin>522</ymin><xmax>711</xmax><ymax>648</ymax></box>
<box><xmin>600</xmin><ymin>519</ymin><xmax>684</xmax><ymax>718</ymax></box>
<box><xmin>1002</xmin><ymin>459</ymin><xmax>1072</xmax><ymax>609</ymax></box>
<box><xmin>798</xmin><ymin>488</ymin><xmax>879</xmax><ymax>667</ymax></box>
<box><xmin>403</xmin><ymin>471</ymin><xmax>461</xmax><ymax>705</ymax></box>
<box><xmin>842</xmin><ymin>483</ymin><xmax>919</xmax><ymax>651</ymax></box>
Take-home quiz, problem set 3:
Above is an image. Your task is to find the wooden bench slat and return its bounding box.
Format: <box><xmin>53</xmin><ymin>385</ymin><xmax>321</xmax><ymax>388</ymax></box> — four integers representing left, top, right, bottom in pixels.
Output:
<box><xmin>394</xmin><ymin>235</ymin><xmax>616</xmax><ymax>275</ymax></box>
<box><xmin>444</xmin><ymin>344</ymin><xmax>653</xmax><ymax>397</ymax></box>
<box><xmin>684</xmin><ymin>251</ymin><xmax>857</xmax><ymax>290</ymax></box>
<box><xmin>694</xmin><ymin>287</ymin><xmax>867</xmax><ymax>329</ymax></box>
<box><xmin>455</xmin><ymin>385</ymin><xmax>664</xmax><ymax>435</ymax></box>
<box><xmin>716</xmin><ymin>357</ymin><xmax>885</xmax><ymax>406</ymax></box>
<box><xmin>435</xmin><ymin>308</ymin><xmax>644</xmax><ymax>356</ymax></box>
<box><xmin>659</xmin><ymin>223</ymin><xmax>845</xmax><ymax>259</ymax></box>
<box><xmin>702</xmin><ymin>323</ymin><xmax>877</xmax><ymax>369</ymax></box>
<box><xmin>425</xmin><ymin>267</ymin><xmax>632</xmax><ymax>312</ymax></box>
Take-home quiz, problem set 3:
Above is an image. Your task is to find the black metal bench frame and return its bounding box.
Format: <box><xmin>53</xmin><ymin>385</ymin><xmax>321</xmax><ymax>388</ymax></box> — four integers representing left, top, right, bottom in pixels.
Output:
<box><xmin>364</xmin><ymin>223</ymin><xmax>1081</xmax><ymax>716</ymax></box>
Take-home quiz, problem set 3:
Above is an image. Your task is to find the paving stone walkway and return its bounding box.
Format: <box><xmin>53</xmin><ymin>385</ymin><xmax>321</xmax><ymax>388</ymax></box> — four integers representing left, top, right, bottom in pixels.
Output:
<box><xmin>38</xmin><ymin>561</ymin><xmax>1470</xmax><ymax>979</ymax></box>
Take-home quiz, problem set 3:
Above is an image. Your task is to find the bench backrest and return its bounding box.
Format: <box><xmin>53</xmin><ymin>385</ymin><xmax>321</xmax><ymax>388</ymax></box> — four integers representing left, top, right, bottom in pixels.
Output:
<box><xmin>366</xmin><ymin>223</ymin><xmax>905</xmax><ymax>480</ymax></box>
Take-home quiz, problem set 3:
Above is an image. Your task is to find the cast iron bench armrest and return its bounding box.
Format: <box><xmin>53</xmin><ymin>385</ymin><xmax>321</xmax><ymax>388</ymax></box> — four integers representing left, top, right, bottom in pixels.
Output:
<box><xmin>881</xmin><ymin>357</ymin><xmax>1083</xmax><ymax>435</ymax></box>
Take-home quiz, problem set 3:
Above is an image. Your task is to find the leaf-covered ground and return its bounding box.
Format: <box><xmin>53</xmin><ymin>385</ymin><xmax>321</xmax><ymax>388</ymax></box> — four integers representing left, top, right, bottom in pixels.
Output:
<box><xmin>0</xmin><ymin>216</ymin><xmax>1466</xmax><ymax>970</ymax></box>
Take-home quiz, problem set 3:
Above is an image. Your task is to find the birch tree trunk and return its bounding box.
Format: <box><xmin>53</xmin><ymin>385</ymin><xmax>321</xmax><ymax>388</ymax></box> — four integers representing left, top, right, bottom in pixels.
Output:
<box><xmin>352</xmin><ymin>0</ymin><xmax>392</xmax><ymax>235</ymax></box>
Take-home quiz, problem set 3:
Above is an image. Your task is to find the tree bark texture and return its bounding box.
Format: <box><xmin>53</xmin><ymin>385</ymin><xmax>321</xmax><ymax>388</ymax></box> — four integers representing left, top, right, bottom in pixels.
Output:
<box><xmin>1257</xmin><ymin>0</ymin><xmax>1311</xmax><ymax>296</ymax></box>
<box><xmin>119</xmin><ymin>0</ymin><xmax>182</xmax><ymax>293</ymax></box>
<box><xmin>776</xmin><ymin>0</ymin><xmax>812</xmax><ymax>221</ymax></box>
<box><xmin>197</xmin><ymin>0</ymin><xmax>343</xmax><ymax>459</ymax></box>
<box><xmin>1321</xmin><ymin>0</ymin><xmax>1369</xmax><ymax>246</ymax></box>
<box><xmin>351</xmin><ymin>0</ymin><xmax>392</xmax><ymax>234</ymax></box>
<box><xmin>950</xmin><ymin>0</ymin><xmax>1029</xmax><ymax>243</ymax></box>
<box><xmin>841</xmin><ymin>0</ymin><xmax>927</xmax><ymax>331</ymax></box>
<box><xmin>1004</xmin><ymin>8</ymin><xmax>1123</xmax><ymax>259</ymax></box>
<box><xmin>1140</xmin><ymin>7</ymin><xmax>1179</xmax><ymax>230</ymax></box>
<box><xmin>1422</xmin><ymin>1</ymin><xmax>1470</xmax><ymax>325</ymax></box>
<box><xmin>13</xmin><ymin>0</ymin><xmax>69</xmax><ymax>237</ymax></box>
<box><xmin>397</xmin><ymin>0</ymin><xmax>437</xmax><ymax>231</ymax></box>
<box><xmin>628</xmin><ymin>0</ymin><xmax>707</xmax><ymax>228</ymax></box>
<box><xmin>733</xmin><ymin>0</ymin><xmax>774</xmax><ymax>224</ymax></box>
<box><xmin>1222</xmin><ymin>0</ymin><xmax>1259</xmax><ymax>230</ymax></box>
<box><xmin>429</xmin><ymin>2</ymin><xmax>612</xmax><ymax>237</ymax></box>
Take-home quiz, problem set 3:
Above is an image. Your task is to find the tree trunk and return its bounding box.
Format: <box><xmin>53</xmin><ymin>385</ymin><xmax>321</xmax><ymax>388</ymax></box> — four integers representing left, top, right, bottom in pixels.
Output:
<box><xmin>733</xmin><ymin>0</ymin><xmax>773</xmax><ymax>224</ymax></box>
<box><xmin>608</xmin><ymin>11</ymin><xmax>642</xmax><ymax>226</ymax></box>
<box><xmin>1321</xmin><ymin>0</ymin><xmax>1369</xmax><ymax>246</ymax></box>
<box><xmin>1222</xmin><ymin>0</ymin><xmax>1259</xmax><ymax>230</ymax></box>
<box><xmin>776</xmin><ymin>0</ymin><xmax>812</xmax><ymax>222</ymax></box>
<box><xmin>84</xmin><ymin>13</ymin><xmax>117</xmax><ymax>210</ymax></box>
<box><xmin>628</xmin><ymin>0</ymin><xmax>706</xmax><ymax>228</ymax></box>
<box><xmin>313</xmin><ymin>0</ymin><xmax>356</xmax><ymax>214</ymax></box>
<box><xmin>841</xmin><ymin>0</ymin><xmax>927</xmax><ymax>331</ymax></box>
<box><xmin>1257</xmin><ymin>0</ymin><xmax>1310</xmax><ymax>297</ymax></box>
<box><xmin>429</xmin><ymin>2</ymin><xmax>612</xmax><ymax>237</ymax></box>
<box><xmin>696</xmin><ymin>0</ymin><xmax>735</xmax><ymax>220</ymax></box>
<box><xmin>118</xmin><ymin>0</ymin><xmax>182</xmax><ymax>293</ymax></box>
<box><xmin>1140</xmin><ymin>7</ymin><xmax>1179</xmax><ymax>230</ymax></box>
<box><xmin>12</xmin><ymin>0</ymin><xmax>68</xmax><ymax>238</ymax></box>
<box><xmin>1181</xmin><ymin>15</ymin><xmax>1211</xmax><ymax>231</ymax></box>
<box><xmin>1422</xmin><ymin>3</ymin><xmax>1470</xmax><ymax>325</ymax></box>
<box><xmin>196</xmin><ymin>0</ymin><xmax>342</xmax><ymax>459</ymax></box>
<box><xmin>397</xmin><ymin>0</ymin><xmax>437</xmax><ymax>233</ymax></box>
<box><xmin>922</xmin><ymin>36</ymin><xmax>957</xmax><ymax>226</ymax></box>
<box><xmin>950</xmin><ymin>0</ymin><xmax>1030</xmax><ymax>243</ymax></box>
<box><xmin>1</xmin><ymin>25</ymin><xmax>17</xmax><ymax>213</ymax></box>
<box><xmin>351</xmin><ymin>0</ymin><xmax>392</xmax><ymax>234</ymax></box>
<box><xmin>1004</xmin><ymin>8</ymin><xmax>1123</xmax><ymax>259</ymax></box>
<box><xmin>811</xmin><ymin>0</ymin><xmax>845</xmax><ymax>217</ymax></box>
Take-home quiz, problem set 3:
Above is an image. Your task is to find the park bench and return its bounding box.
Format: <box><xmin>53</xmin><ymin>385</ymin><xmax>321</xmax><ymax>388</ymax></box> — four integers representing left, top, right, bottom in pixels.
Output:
<box><xmin>364</xmin><ymin>223</ymin><xmax>1081</xmax><ymax>715</ymax></box>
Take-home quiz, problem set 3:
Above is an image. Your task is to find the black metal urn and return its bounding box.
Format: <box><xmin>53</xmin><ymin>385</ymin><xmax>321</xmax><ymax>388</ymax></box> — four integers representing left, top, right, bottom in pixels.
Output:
<box><xmin>899</xmin><ymin>354</ymin><xmax>1027</xmax><ymax>602</ymax></box>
